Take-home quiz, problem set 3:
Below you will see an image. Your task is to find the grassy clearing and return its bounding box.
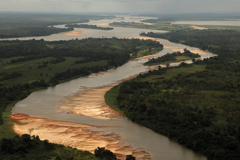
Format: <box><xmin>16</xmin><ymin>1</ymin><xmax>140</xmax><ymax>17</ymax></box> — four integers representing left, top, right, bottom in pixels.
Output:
<box><xmin>0</xmin><ymin>57</ymin><xmax>108</xmax><ymax>86</ymax></box>
<box><xmin>0</xmin><ymin>102</ymin><xmax>17</xmax><ymax>139</ymax></box>
<box><xmin>104</xmin><ymin>84</ymin><xmax>124</xmax><ymax>114</ymax></box>
<box><xmin>162</xmin><ymin>65</ymin><xmax>206</xmax><ymax>79</ymax></box>
<box><xmin>141</xmin><ymin>64</ymin><xmax>206</xmax><ymax>82</ymax></box>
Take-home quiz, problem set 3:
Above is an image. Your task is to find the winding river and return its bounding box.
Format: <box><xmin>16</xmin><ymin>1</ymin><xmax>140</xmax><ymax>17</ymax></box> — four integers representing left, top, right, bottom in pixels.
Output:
<box><xmin>11</xmin><ymin>16</ymin><xmax>213</xmax><ymax>160</ymax></box>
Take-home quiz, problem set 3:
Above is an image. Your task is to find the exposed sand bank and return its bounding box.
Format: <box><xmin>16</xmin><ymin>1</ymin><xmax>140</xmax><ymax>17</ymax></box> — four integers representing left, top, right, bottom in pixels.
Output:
<box><xmin>164</xmin><ymin>46</ymin><xmax>218</xmax><ymax>57</ymax></box>
<box><xmin>58</xmin><ymin>30</ymin><xmax>83</xmax><ymax>35</ymax></box>
<box><xmin>10</xmin><ymin>35</ymin><xmax>161</xmax><ymax>159</ymax></box>
<box><xmin>11</xmin><ymin>37</ymin><xmax>211</xmax><ymax>159</ymax></box>
<box><xmin>60</xmin><ymin>84</ymin><xmax>120</xmax><ymax>120</ymax></box>
<box><xmin>90</xmin><ymin>68</ymin><xmax>115</xmax><ymax>76</ymax></box>
<box><xmin>12</xmin><ymin>113</ymin><xmax>150</xmax><ymax>159</ymax></box>
<box><xmin>98</xmin><ymin>23</ymin><xmax>109</xmax><ymax>26</ymax></box>
<box><xmin>191</xmin><ymin>26</ymin><xmax>208</xmax><ymax>30</ymax></box>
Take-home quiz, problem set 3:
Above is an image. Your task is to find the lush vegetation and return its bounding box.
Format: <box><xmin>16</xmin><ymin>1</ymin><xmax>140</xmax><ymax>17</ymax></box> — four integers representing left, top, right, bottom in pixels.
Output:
<box><xmin>140</xmin><ymin>30</ymin><xmax>240</xmax><ymax>55</ymax></box>
<box><xmin>0</xmin><ymin>37</ymin><xmax>163</xmax><ymax>138</ymax></box>
<box><xmin>144</xmin><ymin>49</ymin><xmax>200</xmax><ymax>66</ymax></box>
<box><xmin>109</xmin><ymin>21</ymin><xmax>192</xmax><ymax>31</ymax></box>
<box><xmin>0</xmin><ymin>134</ymin><xmax>136</xmax><ymax>160</ymax></box>
<box><xmin>106</xmin><ymin>29</ymin><xmax>240</xmax><ymax>160</ymax></box>
<box><xmin>0</xmin><ymin>134</ymin><xmax>135</xmax><ymax>160</ymax></box>
<box><xmin>0</xmin><ymin>134</ymin><xmax>99</xmax><ymax>160</ymax></box>
<box><xmin>0</xmin><ymin>13</ymin><xmax>115</xmax><ymax>38</ymax></box>
<box><xmin>65</xmin><ymin>24</ymin><xmax>113</xmax><ymax>30</ymax></box>
<box><xmin>0</xmin><ymin>37</ymin><xmax>158</xmax><ymax>159</ymax></box>
<box><xmin>94</xmin><ymin>147</ymin><xmax>135</xmax><ymax>160</ymax></box>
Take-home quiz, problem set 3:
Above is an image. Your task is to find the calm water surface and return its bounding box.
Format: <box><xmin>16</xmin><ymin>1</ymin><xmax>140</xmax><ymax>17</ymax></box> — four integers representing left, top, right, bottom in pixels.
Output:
<box><xmin>12</xmin><ymin>16</ymin><xmax>210</xmax><ymax>160</ymax></box>
<box><xmin>172</xmin><ymin>21</ymin><xmax>240</xmax><ymax>26</ymax></box>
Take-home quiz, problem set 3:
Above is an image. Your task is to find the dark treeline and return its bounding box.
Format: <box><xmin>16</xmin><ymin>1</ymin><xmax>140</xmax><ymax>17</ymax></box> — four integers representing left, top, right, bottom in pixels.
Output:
<box><xmin>65</xmin><ymin>24</ymin><xmax>114</xmax><ymax>30</ymax></box>
<box><xmin>0</xmin><ymin>13</ymin><xmax>115</xmax><ymax>38</ymax></box>
<box><xmin>0</xmin><ymin>134</ymin><xmax>136</xmax><ymax>160</ymax></box>
<box><xmin>145</xmin><ymin>48</ymin><xmax>200</xmax><ymax>65</ymax></box>
<box><xmin>111</xmin><ymin>30</ymin><xmax>240</xmax><ymax>160</ymax></box>
<box><xmin>0</xmin><ymin>72</ymin><xmax>23</xmax><ymax>81</ymax></box>
<box><xmin>49</xmin><ymin>65</ymin><xmax>110</xmax><ymax>85</ymax></box>
<box><xmin>0</xmin><ymin>38</ymin><xmax>161</xmax><ymax>60</ymax></box>
<box><xmin>0</xmin><ymin>27</ymin><xmax>73</xmax><ymax>38</ymax></box>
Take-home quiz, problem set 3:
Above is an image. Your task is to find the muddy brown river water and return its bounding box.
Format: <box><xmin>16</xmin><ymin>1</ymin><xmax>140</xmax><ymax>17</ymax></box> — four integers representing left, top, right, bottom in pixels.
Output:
<box><xmin>10</xmin><ymin>16</ymin><xmax>216</xmax><ymax>160</ymax></box>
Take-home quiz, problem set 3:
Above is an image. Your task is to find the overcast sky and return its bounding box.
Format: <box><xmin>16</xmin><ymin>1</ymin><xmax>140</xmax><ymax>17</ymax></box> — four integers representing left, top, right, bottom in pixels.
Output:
<box><xmin>0</xmin><ymin>0</ymin><xmax>239</xmax><ymax>14</ymax></box>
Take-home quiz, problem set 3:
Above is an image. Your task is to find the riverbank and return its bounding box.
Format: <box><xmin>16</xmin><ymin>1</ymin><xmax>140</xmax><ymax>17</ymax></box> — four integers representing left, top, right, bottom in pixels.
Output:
<box><xmin>10</xmin><ymin>53</ymin><xmax>164</xmax><ymax>159</ymax></box>
<box><xmin>10</xmin><ymin>40</ymin><xmax>211</xmax><ymax>160</ymax></box>
<box><xmin>9</xmin><ymin>37</ymin><xmax>164</xmax><ymax>159</ymax></box>
<box><xmin>106</xmin><ymin>29</ymin><xmax>240</xmax><ymax>160</ymax></box>
<box><xmin>0</xmin><ymin>102</ymin><xmax>18</xmax><ymax>139</ymax></box>
<box><xmin>12</xmin><ymin>101</ymin><xmax>151</xmax><ymax>159</ymax></box>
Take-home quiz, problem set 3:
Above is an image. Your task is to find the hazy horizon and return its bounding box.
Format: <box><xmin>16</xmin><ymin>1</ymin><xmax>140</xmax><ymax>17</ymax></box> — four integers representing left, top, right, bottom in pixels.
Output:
<box><xmin>1</xmin><ymin>0</ymin><xmax>240</xmax><ymax>15</ymax></box>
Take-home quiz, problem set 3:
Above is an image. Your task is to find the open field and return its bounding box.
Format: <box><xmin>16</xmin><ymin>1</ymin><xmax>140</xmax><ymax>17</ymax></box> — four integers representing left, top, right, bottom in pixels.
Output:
<box><xmin>0</xmin><ymin>57</ymin><xmax>108</xmax><ymax>86</ymax></box>
<box><xmin>141</xmin><ymin>64</ymin><xmax>206</xmax><ymax>82</ymax></box>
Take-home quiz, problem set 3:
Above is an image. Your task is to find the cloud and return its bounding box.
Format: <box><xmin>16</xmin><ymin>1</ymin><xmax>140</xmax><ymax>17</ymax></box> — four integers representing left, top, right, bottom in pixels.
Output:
<box><xmin>0</xmin><ymin>0</ymin><xmax>239</xmax><ymax>14</ymax></box>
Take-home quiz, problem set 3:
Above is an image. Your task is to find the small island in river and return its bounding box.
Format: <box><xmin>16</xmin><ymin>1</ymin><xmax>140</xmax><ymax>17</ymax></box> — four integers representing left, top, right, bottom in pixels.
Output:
<box><xmin>65</xmin><ymin>24</ymin><xmax>114</xmax><ymax>30</ymax></box>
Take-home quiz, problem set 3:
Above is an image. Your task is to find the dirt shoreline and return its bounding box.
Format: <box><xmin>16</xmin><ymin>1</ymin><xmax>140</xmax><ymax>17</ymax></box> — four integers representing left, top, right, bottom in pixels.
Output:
<box><xmin>11</xmin><ymin>113</ymin><xmax>150</xmax><ymax>159</ymax></box>
<box><xmin>191</xmin><ymin>25</ymin><xmax>208</xmax><ymax>30</ymax></box>
<box><xmin>10</xmin><ymin>36</ymin><xmax>213</xmax><ymax>159</ymax></box>
<box><xmin>164</xmin><ymin>46</ymin><xmax>218</xmax><ymax>57</ymax></box>
<box><xmin>10</xmin><ymin>46</ymin><xmax>160</xmax><ymax>159</ymax></box>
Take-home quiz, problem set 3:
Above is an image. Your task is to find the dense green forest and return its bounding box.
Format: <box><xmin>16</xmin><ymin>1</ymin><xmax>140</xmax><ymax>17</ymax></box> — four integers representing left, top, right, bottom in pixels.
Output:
<box><xmin>0</xmin><ymin>134</ymin><xmax>135</xmax><ymax>160</ymax></box>
<box><xmin>144</xmin><ymin>49</ymin><xmax>200</xmax><ymax>66</ymax></box>
<box><xmin>0</xmin><ymin>37</ymin><xmax>163</xmax><ymax>138</ymax></box>
<box><xmin>65</xmin><ymin>24</ymin><xmax>113</xmax><ymax>30</ymax></box>
<box><xmin>0</xmin><ymin>134</ymin><xmax>99</xmax><ymax>160</ymax></box>
<box><xmin>0</xmin><ymin>13</ymin><xmax>115</xmax><ymax>38</ymax></box>
<box><xmin>105</xmin><ymin>30</ymin><xmax>240</xmax><ymax>160</ymax></box>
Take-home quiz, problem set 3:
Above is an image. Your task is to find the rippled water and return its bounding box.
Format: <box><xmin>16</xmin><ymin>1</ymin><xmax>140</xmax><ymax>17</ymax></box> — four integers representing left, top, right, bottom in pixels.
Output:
<box><xmin>12</xmin><ymin>16</ymin><xmax>210</xmax><ymax>160</ymax></box>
